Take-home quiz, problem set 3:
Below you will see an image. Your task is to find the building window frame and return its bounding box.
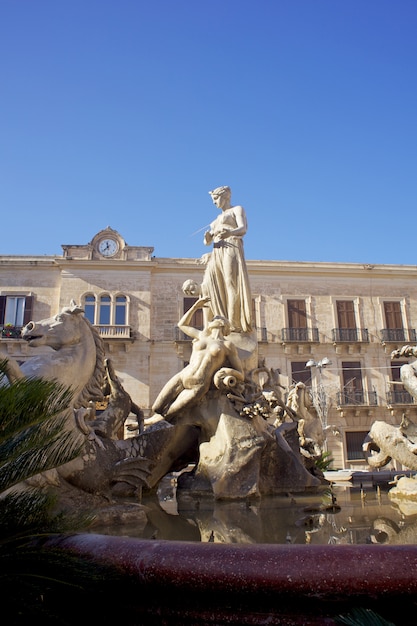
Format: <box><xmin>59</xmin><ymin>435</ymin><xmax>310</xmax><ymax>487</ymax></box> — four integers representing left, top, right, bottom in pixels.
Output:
<box><xmin>281</xmin><ymin>296</ymin><xmax>318</xmax><ymax>342</ymax></box>
<box><xmin>329</xmin><ymin>296</ymin><xmax>371</xmax><ymax>343</ymax></box>
<box><xmin>290</xmin><ymin>361</ymin><xmax>312</xmax><ymax>386</ymax></box>
<box><xmin>0</xmin><ymin>294</ymin><xmax>34</xmax><ymax>328</ymax></box>
<box><xmin>182</xmin><ymin>296</ymin><xmax>204</xmax><ymax>330</ymax></box>
<box><xmin>82</xmin><ymin>293</ymin><xmax>129</xmax><ymax>326</ymax></box>
<box><xmin>345</xmin><ymin>431</ymin><xmax>368</xmax><ymax>461</ymax></box>
<box><xmin>378</xmin><ymin>297</ymin><xmax>414</xmax><ymax>342</ymax></box>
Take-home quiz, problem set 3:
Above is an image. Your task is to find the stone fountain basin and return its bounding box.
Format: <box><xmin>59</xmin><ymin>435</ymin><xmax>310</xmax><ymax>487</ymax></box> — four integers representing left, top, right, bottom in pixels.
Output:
<box><xmin>42</xmin><ymin>533</ymin><xmax>417</xmax><ymax>625</ymax></box>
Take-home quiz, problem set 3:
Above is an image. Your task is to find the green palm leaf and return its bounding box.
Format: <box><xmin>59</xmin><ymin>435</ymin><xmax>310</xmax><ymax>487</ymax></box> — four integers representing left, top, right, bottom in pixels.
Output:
<box><xmin>0</xmin><ymin>362</ymin><xmax>83</xmax><ymax>492</ymax></box>
<box><xmin>0</xmin><ymin>359</ymin><xmax>110</xmax><ymax>623</ymax></box>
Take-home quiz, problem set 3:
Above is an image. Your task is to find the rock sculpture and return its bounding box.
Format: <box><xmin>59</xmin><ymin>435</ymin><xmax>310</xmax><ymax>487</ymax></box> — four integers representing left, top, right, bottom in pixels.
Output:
<box><xmin>286</xmin><ymin>381</ymin><xmax>325</xmax><ymax>455</ymax></box>
<box><xmin>392</xmin><ymin>344</ymin><xmax>417</xmax><ymax>397</ymax></box>
<box><xmin>364</xmin><ymin>344</ymin><xmax>417</xmax><ymax>504</ymax></box>
<box><xmin>2</xmin><ymin>301</ymin><xmax>321</xmax><ymax>504</ymax></box>
<box><xmin>363</xmin><ymin>416</ymin><xmax>417</xmax><ymax>471</ymax></box>
<box><xmin>370</xmin><ymin>513</ymin><xmax>417</xmax><ymax>544</ymax></box>
<box><xmin>154</xmin><ymin>217</ymin><xmax>326</xmax><ymax>495</ymax></box>
<box><xmin>2</xmin><ymin>187</ymin><xmax>329</xmax><ymax>522</ymax></box>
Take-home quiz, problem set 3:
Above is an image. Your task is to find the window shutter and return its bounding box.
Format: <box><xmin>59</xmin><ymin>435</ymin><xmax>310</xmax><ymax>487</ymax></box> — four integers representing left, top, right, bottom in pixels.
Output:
<box><xmin>342</xmin><ymin>362</ymin><xmax>363</xmax><ymax>392</ymax></box>
<box><xmin>384</xmin><ymin>302</ymin><xmax>403</xmax><ymax>329</ymax></box>
<box><xmin>23</xmin><ymin>296</ymin><xmax>33</xmax><ymax>325</ymax></box>
<box><xmin>0</xmin><ymin>296</ymin><xmax>5</xmax><ymax>325</ymax></box>
<box><xmin>183</xmin><ymin>297</ymin><xmax>203</xmax><ymax>330</ymax></box>
<box><xmin>291</xmin><ymin>361</ymin><xmax>312</xmax><ymax>386</ymax></box>
<box><xmin>336</xmin><ymin>301</ymin><xmax>356</xmax><ymax>329</ymax></box>
<box><xmin>287</xmin><ymin>300</ymin><xmax>307</xmax><ymax>329</ymax></box>
<box><xmin>346</xmin><ymin>431</ymin><xmax>367</xmax><ymax>460</ymax></box>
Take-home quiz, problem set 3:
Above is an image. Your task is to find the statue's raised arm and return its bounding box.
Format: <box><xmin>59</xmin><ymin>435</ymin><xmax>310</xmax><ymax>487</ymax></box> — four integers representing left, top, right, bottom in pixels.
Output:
<box><xmin>151</xmin><ymin>308</ymin><xmax>244</xmax><ymax>420</ymax></box>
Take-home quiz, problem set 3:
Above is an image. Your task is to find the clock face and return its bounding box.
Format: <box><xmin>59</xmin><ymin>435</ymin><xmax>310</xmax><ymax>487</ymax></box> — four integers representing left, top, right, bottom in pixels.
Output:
<box><xmin>98</xmin><ymin>238</ymin><xmax>119</xmax><ymax>257</ymax></box>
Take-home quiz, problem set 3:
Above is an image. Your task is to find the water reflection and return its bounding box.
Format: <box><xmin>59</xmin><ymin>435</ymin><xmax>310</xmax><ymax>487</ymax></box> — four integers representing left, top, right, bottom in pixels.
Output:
<box><xmin>93</xmin><ymin>476</ymin><xmax>417</xmax><ymax>545</ymax></box>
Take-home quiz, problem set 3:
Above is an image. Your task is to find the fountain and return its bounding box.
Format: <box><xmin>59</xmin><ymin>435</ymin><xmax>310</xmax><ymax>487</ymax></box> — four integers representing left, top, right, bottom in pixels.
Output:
<box><xmin>4</xmin><ymin>186</ymin><xmax>417</xmax><ymax>624</ymax></box>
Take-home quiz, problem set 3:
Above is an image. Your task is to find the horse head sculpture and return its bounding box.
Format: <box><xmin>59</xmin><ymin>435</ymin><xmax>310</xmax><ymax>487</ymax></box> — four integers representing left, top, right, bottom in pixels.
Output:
<box><xmin>7</xmin><ymin>300</ymin><xmax>105</xmax><ymax>408</ymax></box>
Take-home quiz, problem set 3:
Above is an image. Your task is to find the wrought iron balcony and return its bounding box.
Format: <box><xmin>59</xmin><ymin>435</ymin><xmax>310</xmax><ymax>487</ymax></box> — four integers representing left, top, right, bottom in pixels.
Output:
<box><xmin>256</xmin><ymin>327</ymin><xmax>268</xmax><ymax>342</ymax></box>
<box><xmin>281</xmin><ymin>328</ymin><xmax>319</xmax><ymax>343</ymax></box>
<box><xmin>175</xmin><ymin>326</ymin><xmax>268</xmax><ymax>342</ymax></box>
<box><xmin>336</xmin><ymin>391</ymin><xmax>378</xmax><ymax>406</ymax></box>
<box><xmin>1</xmin><ymin>325</ymin><xmax>23</xmax><ymax>339</ymax></box>
<box><xmin>95</xmin><ymin>325</ymin><xmax>132</xmax><ymax>339</ymax></box>
<box><xmin>332</xmin><ymin>328</ymin><xmax>369</xmax><ymax>343</ymax></box>
<box><xmin>380</xmin><ymin>328</ymin><xmax>417</xmax><ymax>343</ymax></box>
<box><xmin>386</xmin><ymin>390</ymin><xmax>416</xmax><ymax>405</ymax></box>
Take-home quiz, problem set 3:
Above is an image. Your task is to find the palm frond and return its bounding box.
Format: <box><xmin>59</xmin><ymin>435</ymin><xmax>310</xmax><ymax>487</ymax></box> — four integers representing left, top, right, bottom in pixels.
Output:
<box><xmin>0</xmin><ymin>429</ymin><xmax>83</xmax><ymax>492</ymax></box>
<box><xmin>336</xmin><ymin>607</ymin><xmax>396</xmax><ymax>625</ymax></box>
<box><xmin>0</xmin><ymin>365</ymin><xmax>74</xmax><ymax>439</ymax></box>
<box><xmin>0</xmin><ymin>363</ymin><xmax>83</xmax><ymax>492</ymax></box>
<box><xmin>0</xmin><ymin>489</ymin><xmax>94</xmax><ymax>539</ymax></box>
<box><xmin>0</xmin><ymin>360</ymin><xmax>118</xmax><ymax>624</ymax></box>
<box><xmin>0</xmin><ymin>413</ymin><xmax>69</xmax><ymax>462</ymax></box>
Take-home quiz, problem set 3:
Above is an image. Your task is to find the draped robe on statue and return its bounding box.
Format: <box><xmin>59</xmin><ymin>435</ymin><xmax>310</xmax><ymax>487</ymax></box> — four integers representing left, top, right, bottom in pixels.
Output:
<box><xmin>202</xmin><ymin>207</ymin><xmax>252</xmax><ymax>333</ymax></box>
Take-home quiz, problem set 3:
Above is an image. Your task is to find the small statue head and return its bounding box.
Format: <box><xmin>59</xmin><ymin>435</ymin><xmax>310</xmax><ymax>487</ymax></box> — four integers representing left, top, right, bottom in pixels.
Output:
<box><xmin>209</xmin><ymin>186</ymin><xmax>231</xmax><ymax>201</ymax></box>
<box><xmin>209</xmin><ymin>315</ymin><xmax>231</xmax><ymax>336</ymax></box>
<box><xmin>182</xmin><ymin>279</ymin><xmax>201</xmax><ymax>296</ymax></box>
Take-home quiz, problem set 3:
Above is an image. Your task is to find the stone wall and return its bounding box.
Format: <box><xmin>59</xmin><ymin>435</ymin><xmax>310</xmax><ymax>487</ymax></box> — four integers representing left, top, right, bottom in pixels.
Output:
<box><xmin>2</xmin><ymin>242</ymin><xmax>417</xmax><ymax>469</ymax></box>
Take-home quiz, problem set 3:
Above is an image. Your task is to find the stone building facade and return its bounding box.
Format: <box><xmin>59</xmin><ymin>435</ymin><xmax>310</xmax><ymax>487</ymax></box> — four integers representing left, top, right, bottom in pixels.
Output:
<box><xmin>1</xmin><ymin>227</ymin><xmax>417</xmax><ymax>471</ymax></box>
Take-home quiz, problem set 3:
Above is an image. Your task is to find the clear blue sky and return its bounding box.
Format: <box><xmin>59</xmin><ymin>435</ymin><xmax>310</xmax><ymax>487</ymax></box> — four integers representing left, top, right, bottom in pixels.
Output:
<box><xmin>1</xmin><ymin>1</ymin><xmax>416</xmax><ymax>264</ymax></box>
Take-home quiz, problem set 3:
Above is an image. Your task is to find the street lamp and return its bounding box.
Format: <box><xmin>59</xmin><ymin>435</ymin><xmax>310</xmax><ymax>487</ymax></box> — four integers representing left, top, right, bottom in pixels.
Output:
<box><xmin>306</xmin><ymin>358</ymin><xmax>333</xmax><ymax>449</ymax></box>
<box><xmin>306</xmin><ymin>357</ymin><xmax>332</xmax><ymax>370</ymax></box>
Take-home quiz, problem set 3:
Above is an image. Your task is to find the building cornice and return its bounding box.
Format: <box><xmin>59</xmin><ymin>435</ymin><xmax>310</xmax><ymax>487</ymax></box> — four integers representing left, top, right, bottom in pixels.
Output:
<box><xmin>0</xmin><ymin>254</ymin><xmax>417</xmax><ymax>279</ymax></box>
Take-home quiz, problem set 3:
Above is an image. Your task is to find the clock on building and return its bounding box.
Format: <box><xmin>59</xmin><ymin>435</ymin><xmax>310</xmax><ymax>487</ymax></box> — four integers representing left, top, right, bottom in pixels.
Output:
<box><xmin>98</xmin><ymin>238</ymin><xmax>119</xmax><ymax>257</ymax></box>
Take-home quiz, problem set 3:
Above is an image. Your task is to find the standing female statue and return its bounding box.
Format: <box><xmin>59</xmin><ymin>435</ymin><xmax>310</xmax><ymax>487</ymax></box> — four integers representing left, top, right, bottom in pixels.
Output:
<box><xmin>201</xmin><ymin>186</ymin><xmax>252</xmax><ymax>333</ymax></box>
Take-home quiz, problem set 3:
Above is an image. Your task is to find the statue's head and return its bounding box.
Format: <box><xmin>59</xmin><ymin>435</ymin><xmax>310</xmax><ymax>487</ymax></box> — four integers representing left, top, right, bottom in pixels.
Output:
<box><xmin>182</xmin><ymin>279</ymin><xmax>201</xmax><ymax>296</ymax></box>
<box><xmin>209</xmin><ymin>186</ymin><xmax>231</xmax><ymax>201</ymax></box>
<box><xmin>209</xmin><ymin>315</ymin><xmax>231</xmax><ymax>336</ymax></box>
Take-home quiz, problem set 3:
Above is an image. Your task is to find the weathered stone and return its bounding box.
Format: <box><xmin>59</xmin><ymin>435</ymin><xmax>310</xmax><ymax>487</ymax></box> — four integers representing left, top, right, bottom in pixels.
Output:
<box><xmin>176</xmin><ymin>394</ymin><xmax>320</xmax><ymax>499</ymax></box>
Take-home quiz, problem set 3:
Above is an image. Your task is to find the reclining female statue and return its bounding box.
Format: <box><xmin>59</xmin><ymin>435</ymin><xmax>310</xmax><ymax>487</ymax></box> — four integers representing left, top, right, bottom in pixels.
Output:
<box><xmin>151</xmin><ymin>296</ymin><xmax>244</xmax><ymax>419</ymax></box>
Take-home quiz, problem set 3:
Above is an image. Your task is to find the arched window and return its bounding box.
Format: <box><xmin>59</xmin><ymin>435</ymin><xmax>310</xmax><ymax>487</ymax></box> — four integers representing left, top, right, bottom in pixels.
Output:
<box><xmin>82</xmin><ymin>293</ymin><xmax>129</xmax><ymax>328</ymax></box>
<box><xmin>84</xmin><ymin>294</ymin><xmax>96</xmax><ymax>324</ymax></box>
<box><xmin>115</xmin><ymin>295</ymin><xmax>127</xmax><ymax>325</ymax></box>
<box><xmin>99</xmin><ymin>295</ymin><xmax>111</xmax><ymax>324</ymax></box>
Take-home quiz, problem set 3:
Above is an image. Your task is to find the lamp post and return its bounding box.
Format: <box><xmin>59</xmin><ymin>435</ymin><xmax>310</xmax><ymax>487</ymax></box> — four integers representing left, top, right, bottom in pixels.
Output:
<box><xmin>306</xmin><ymin>357</ymin><xmax>332</xmax><ymax>450</ymax></box>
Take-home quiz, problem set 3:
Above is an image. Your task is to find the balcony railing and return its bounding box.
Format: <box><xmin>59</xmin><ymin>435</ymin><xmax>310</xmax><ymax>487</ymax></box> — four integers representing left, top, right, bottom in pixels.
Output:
<box><xmin>256</xmin><ymin>327</ymin><xmax>268</xmax><ymax>342</ymax></box>
<box><xmin>176</xmin><ymin>326</ymin><xmax>268</xmax><ymax>342</ymax></box>
<box><xmin>332</xmin><ymin>328</ymin><xmax>369</xmax><ymax>343</ymax></box>
<box><xmin>281</xmin><ymin>328</ymin><xmax>319</xmax><ymax>343</ymax></box>
<box><xmin>95</xmin><ymin>325</ymin><xmax>132</xmax><ymax>339</ymax></box>
<box><xmin>1</xmin><ymin>324</ymin><xmax>133</xmax><ymax>340</ymax></box>
<box><xmin>336</xmin><ymin>391</ymin><xmax>378</xmax><ymax>406</ymax></box>
<box><xmin>380</xmin><ymin>328</ymin><xmax>417</xmax><ymax>343</ymax></box>
<box><xmin>1</xmin><ymin>325</ymin><xmax>23</xmax><ymax>339</ymax></box>
<box><xmin>386</xmin><ymin>390</ymin><xmax>416</xmax><ymax>405</ymax></box>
